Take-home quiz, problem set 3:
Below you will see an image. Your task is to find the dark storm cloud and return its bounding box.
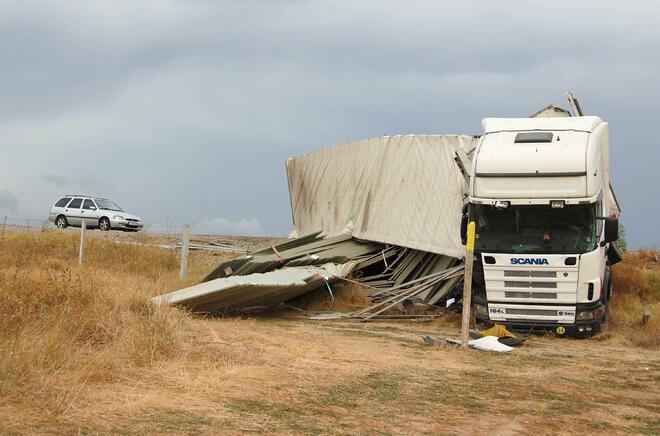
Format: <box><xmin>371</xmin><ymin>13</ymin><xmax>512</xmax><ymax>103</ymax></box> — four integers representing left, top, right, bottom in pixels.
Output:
<box><xmin>0</xmin><ymin>0</ymin><xmax>658</xmax><ymax>247</ymax></box>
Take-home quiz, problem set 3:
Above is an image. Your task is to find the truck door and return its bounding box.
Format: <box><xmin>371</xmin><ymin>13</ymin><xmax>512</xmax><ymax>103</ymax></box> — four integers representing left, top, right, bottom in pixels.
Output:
<box><xmin>64</xmin><ymin>197</ymin><xmax>83</xmax><ymax>226</ymax></box>
<box><xmin>81</xmin><ymin>199</ymin><xmax>99</xmax><ymax>228</ymax></box>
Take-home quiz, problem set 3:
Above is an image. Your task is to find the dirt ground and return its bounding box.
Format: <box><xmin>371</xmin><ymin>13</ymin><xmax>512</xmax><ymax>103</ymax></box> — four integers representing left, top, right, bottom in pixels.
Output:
<box><xmin>6</xmin><ymin>316</ymin><xmax>658</xmax><ymax>435</ymax></box>
<box><xmin>0</xmin><ymin>228</ymin><xmax>658</xmax><ymax>435</ymax></box>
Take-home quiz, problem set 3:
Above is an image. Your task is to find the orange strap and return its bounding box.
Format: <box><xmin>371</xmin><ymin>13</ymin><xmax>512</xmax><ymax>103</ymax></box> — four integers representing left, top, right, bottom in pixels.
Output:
<box><xmin>272</xmin><ymin>245</ymin><xmax>285</xmax><ymax>264</ymax></box>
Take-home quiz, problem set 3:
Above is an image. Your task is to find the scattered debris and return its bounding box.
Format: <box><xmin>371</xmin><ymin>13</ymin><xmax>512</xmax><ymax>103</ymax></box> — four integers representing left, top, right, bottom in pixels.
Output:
<box><xmin>152</xmin><ymin>264</ymin><xmax>345</xmax><ymax>313</ymax></box>
<box><xmin>153</xmin><ymin>232</ymin><xmax>463</xmax><ymax>315</ymax></box>
<box><xmin>470</xmin><ymin>324</ymin><xmax>528</xmax><ymax>347</ymax></box>
<box><xmin>442</xmin><ymin>336</ymin><xmax>515</xmax><ymax>352</ymax></box>
<box><xmin>154</xmin><ymin>135</ymin><xmax>473</xmax><ymax>317</ymax></box>
<box><xmin>469</xmin><ymin>336</ymin><xmax>514</xmax><ymax>353</ymax></box>
<box><xmin>174</xmin><ymin>239</ymin><xmax>249</xmax><ymax>254</ymax></box>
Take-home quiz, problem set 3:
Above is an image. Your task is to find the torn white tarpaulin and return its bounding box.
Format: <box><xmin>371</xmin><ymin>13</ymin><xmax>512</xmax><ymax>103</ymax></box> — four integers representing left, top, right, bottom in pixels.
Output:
<box><xmin>286</xmin><ymin>135</ymin><xmax>478</xmax><ymax>258</ymax></box>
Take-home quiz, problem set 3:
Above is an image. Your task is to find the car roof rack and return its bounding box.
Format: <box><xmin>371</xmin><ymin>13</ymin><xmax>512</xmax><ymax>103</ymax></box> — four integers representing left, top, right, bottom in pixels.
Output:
<box><xmin>65</xmin><ymin>194</ymin><xmax>109</xmax><ymax>201</ymax></box>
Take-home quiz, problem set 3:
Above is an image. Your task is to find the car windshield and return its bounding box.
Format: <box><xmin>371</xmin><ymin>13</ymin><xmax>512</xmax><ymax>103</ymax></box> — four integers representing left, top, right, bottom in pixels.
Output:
<box><xmin>95</xmin><ymin>199</ymin><xmax>123</xmax><ymax>212</ymax></box>
<box><xmin>474</xmin><ymin>204</ymin><xmax>598</xmax><ymax>254</ymax></box>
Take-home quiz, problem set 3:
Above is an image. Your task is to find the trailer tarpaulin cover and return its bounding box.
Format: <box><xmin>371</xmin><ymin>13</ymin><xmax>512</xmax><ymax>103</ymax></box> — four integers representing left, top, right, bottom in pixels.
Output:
<box><xmin>286</xmin><ymin>135</ymin><xmax>478</xmax><ymax>258</ymax></box>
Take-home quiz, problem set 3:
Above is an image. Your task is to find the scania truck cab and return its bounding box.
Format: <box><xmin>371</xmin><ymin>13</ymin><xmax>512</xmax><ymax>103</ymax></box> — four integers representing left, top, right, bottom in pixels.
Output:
<box><xmin>464</xmin><ymin>115</ymin><xmax>621</xmax><ymax>337</ymax></box>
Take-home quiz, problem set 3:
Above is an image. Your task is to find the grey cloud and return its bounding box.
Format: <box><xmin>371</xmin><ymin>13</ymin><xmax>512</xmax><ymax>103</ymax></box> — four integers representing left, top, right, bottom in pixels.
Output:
<box><xmin>42</xmin><ymin>170</ymin><xmax>111</xmax><ymax>194</ymax></box>
<box><xmin>0</xmin><ymin>189</ymin><xmax>19</xmax><ymax>215</ymax></box>
<box><xmin>0</xmin><ymin>0</ymin><xmax>658</xmax><ymax>247</ymax></box>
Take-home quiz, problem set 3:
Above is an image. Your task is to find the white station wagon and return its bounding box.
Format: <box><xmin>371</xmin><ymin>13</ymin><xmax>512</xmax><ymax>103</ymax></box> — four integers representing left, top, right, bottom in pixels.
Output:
<box><xmin>48</xmin><ymin>195</ymin><xmax>144</xmax><ymax>232</ymax></box>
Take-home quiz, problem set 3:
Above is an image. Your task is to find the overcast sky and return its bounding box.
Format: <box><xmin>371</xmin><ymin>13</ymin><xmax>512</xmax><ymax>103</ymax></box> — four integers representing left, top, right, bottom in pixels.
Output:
<box><xmin>0</xmin><ymin>0</ymin><xmax>658</xmax><ymax>248</ymax></box>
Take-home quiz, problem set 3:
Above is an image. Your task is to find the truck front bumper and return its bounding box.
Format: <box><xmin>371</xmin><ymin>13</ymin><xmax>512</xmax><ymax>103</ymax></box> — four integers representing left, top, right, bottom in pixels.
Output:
<box><xmin>475</xmin><ymin>300</ymin><xmax>606</xmax><ymax>338</ymax></box>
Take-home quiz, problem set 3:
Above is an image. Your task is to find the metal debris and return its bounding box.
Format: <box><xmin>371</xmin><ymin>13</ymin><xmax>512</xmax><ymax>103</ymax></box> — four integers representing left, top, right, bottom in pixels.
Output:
<box><xmin>152</xmin><ymin>264</ymin><xmax>345</xmax><ymax>313</ymax></box>
<box><xmin>153</xmin><ymin>232</ymin><xmax>463</xmax><ymax>315</ymax></box>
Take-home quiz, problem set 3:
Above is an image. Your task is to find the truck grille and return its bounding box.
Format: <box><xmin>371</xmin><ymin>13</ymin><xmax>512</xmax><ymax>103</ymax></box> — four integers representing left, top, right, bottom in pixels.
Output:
<box><xmin>505</xmin><ymin>308</ymin><xmax>558</xmax><ymax>316</ymax></box>
<box><xmin>504</xmin><ymin>281</ymin><xmax>557</xmax><ymax>289</ymax></box>
<box><xmin>504</xmin><ymin>291</ymin><xmax>558</xmax><ymax>299</ymax></box>
<box><xmin>504</xmin><ymin>270</ymin><xmax>556</xmax><ymax>278</ymax></box>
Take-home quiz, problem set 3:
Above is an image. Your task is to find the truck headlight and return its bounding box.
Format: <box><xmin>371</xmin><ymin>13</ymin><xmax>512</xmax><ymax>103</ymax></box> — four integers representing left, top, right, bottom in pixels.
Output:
<box><xmin>576</xmin><ymin>310</ymin><xmax>594</xmax><ymax>321</ymax></box>
<box><xmin>476</xmin><ymin>304</ymin><xmax>489</xmax><ymax>317</ymax></box>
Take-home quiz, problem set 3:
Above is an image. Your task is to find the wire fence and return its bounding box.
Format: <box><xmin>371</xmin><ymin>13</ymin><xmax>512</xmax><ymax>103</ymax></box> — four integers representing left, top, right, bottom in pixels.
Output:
<box><xmin>0</xmin><ymin>215</ymin><xmax>187</xmax><ymax>235</ymax></box>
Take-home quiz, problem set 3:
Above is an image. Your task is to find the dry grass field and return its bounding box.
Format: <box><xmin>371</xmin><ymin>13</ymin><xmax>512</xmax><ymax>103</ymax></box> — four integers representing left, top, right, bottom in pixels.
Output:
<box><xmin>0</xmin><ymin>228</ymin><xmax>658</xmax><ymax>435</ymax></box>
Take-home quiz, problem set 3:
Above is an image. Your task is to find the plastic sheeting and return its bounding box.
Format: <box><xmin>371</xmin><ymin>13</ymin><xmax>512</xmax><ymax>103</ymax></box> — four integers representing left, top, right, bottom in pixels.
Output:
<box><xmin>286</xmin><ymin>135</ymin><xmax>478</xmax><ymax>258</ymax></box>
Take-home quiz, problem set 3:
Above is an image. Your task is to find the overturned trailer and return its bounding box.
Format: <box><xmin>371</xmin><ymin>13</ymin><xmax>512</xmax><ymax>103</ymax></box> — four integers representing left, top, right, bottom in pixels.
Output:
<box><xmin>154</xmin><ymin>135</ymin><xmax>476</xmax><ymax>314</ymax></box>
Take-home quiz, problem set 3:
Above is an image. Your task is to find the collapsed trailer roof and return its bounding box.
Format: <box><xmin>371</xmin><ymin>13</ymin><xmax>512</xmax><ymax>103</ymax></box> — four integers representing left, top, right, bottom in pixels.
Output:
<box><xmin>286</xmin><ymin>134</ymin><xmax>478</xmax><ymax>258</ymax></box>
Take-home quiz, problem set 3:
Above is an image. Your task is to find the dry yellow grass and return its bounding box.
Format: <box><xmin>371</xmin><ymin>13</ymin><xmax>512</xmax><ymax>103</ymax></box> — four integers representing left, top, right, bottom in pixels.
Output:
<box><xmin>609</xmin><ymin>250</ymin><xmax>660</xmax><ymax>346</ymax></box>
<box><xmin>290</xmin><ymin>282</ymin><xmax>373</xmax><ymax>313</ymax></box>
<box><xmin>0</xmin><ymin>229</ymin><xmax>658</xmax><ymax>434</ymax></box>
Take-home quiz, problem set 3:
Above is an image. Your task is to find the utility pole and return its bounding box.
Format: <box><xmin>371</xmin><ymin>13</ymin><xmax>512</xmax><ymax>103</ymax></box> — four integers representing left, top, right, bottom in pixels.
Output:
<box><xmin>460</xmin><ymin>221</ymin><xmax>476</xmax><ymax>348</ymax></box>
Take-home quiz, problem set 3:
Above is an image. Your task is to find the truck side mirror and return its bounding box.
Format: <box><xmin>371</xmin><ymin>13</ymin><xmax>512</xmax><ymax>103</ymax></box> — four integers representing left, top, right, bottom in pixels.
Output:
<box><xmin>602</xmin><ymin>217</ymin><xmax>619</xmax><ymax>243</ymax></box>
<box><xmin>460</xmin><ymin>204</ymin><xmax>469</xmax><ymax>245</ymax></box>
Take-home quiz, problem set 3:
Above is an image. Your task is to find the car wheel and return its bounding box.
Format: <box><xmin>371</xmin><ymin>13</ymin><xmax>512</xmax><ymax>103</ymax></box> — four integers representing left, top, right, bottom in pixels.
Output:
<box><xmin>99</xmin><ymin>217</ymin><xmax>111</xmax><ymax>231</ymax></box>
<box><xmin>55</xmin><ymin>215</ymin><xmax>68</xmax><ymax>229</ymax></box>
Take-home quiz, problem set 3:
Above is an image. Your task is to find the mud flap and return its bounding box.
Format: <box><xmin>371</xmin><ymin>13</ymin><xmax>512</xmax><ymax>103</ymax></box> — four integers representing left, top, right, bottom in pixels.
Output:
<box><xmin>607</xmin><ymin>242</ymin><xmax>623</xmax><ymax>265</ymax></box>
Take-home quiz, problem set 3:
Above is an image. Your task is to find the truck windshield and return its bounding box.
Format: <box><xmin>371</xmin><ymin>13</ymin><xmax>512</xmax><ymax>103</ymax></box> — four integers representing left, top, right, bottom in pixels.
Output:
<box><xmin>474</xmin><ymin>204</ymin><xmax>597</xmax><ymax>254</ymax></box>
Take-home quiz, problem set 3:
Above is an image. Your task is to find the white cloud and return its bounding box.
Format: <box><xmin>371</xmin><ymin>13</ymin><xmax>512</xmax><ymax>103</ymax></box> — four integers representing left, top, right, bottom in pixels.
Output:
<box><xmin>193</xmin><ymin>217</ymin><xmax>264</xmax><ymax>236</ymax></box>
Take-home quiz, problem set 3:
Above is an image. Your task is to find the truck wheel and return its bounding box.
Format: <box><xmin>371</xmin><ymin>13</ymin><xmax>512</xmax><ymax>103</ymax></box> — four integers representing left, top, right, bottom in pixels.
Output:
<box><xmin>99</xmin><ymin>217</ymin><xmax>111</xmax><ymax>231</ymax></box>
<box><xmin>55</xmin><ymin>215</ymin><xmax>68</xmax><ymax>229</ymax></box>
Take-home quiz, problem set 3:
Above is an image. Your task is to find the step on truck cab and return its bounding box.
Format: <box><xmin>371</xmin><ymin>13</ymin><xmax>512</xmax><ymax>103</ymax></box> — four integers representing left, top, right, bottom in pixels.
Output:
<box><xmin>463</xmin><ymin>115</ymin><xmax>622</xmax><ymax>338</ymax></box>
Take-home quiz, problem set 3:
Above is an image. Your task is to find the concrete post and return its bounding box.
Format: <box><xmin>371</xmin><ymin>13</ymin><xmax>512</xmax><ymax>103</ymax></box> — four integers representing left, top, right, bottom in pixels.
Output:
<box><xmin>78</xmin><ymin>220</ymin><xmax>86</xmax><ymax>265</ymax></box>
<box><xmin>180</xmin><ymin>224</ymin><xmax>190</xmax><ymax>280</ymax></box>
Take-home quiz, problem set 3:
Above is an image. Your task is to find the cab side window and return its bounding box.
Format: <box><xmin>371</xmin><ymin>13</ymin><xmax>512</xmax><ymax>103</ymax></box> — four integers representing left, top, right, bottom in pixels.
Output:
<box><xmin>68</xmin><ymin>198</ymin><xmax>83</xmax><ymax>209</ymax></box>
<box><xmin>55</xmin><ymin>198</ymin><xmax>71</xmax><ymax>207</ymax></box>
<box><xmin>82</xmin><ymin>199</ymin><xmax>96</xmax><ymax>210</ymax></box>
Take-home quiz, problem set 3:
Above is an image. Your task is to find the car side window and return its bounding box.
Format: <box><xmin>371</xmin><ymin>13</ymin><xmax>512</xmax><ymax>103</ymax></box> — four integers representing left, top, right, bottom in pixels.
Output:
<box><xmin>55</xmin><ymin>198</ymin><xmax>71</xmax><ymax>207</ymax></box>
<box><xmin>82</xmin><ymin>199</ymin><xmax>96</xmax><ymax>210</ymax></box>
<box><xmin>68</xmin><ymin>198</ymin><xmax>83</xmax><ymax>209</ymax></box>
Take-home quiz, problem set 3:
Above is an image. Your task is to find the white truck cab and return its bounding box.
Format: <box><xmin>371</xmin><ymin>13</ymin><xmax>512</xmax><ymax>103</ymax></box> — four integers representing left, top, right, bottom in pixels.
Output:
<box><xmin>463</xmin><ymin>115</ymin><xmax>622</xmax><ymax>337</ymax></box>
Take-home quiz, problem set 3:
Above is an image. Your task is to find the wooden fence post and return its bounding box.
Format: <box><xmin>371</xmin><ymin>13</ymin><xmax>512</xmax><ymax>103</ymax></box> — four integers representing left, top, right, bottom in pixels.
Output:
<box><xmin>180</xmin><ymin>224</ymin><xmax>190</xmax><ymax>280</ymax></box>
